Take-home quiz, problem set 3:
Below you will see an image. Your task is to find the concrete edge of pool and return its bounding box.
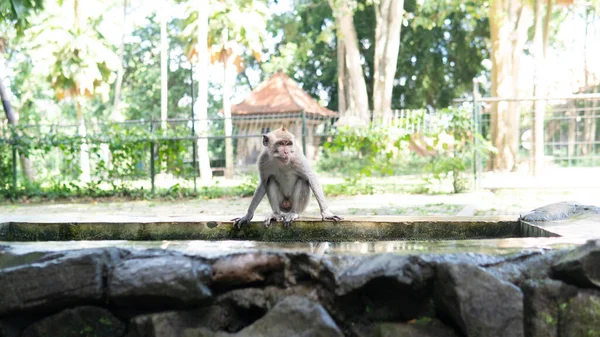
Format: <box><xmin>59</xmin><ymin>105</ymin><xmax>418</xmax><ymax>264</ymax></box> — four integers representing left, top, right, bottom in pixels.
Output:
<box><xmin>0</xmin><ymin>215</ymin><xmax>567</xmax><ymax>242</ymax></box>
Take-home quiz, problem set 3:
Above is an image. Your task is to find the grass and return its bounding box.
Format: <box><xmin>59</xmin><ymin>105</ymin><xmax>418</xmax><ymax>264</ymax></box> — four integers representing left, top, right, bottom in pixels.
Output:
<box><xmin>0</xmin><ymin>173</ymin><xmax>467</xmax><ymax>205</ymax></box>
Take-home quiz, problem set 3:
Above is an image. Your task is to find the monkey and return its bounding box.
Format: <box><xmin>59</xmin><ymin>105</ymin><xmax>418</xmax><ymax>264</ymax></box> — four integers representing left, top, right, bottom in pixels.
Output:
<box><xmin>232</xmin><ymin>126</ymin><xmax>342</xmax><ymax>229</ymax></box>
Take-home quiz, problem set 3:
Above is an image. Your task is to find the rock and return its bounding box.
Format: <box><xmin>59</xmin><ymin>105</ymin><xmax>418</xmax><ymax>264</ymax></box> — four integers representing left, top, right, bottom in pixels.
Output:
<box><xmin>0</xmin><ymin>248</ymin><xmax>122</xmax><ymax>315</ymax></box>
<box><xmin>184</xmin><ymin>296</ymin><xmax>344</xmax><ymax>337</ymax></box>
<box><xmin>558</xmin><ymin>289</ymin><xmax>600</xmax><ymax>337</ymax></box>
<box><xmin>522</xmin><ymin>279</ymin><xmax>578</xmax><ymax>337</ymax></box>
<box><xmin>334</xmin><ymin>254</ymin><xmax>435</xmax><ymax>321</ymax></box>
<box><xmin>21</xmin><ymin>306</ymin><xmax>126</xmax><ymax>337</ymax></box>
<box><xmin>369</xmin><ymin>319</ymin><xmax>459</xmax><ymax>337</ymax></box>
<box><xmin>108</xmin><ymin>254</ymin><xmax>212</xmax><ymax>308</ymax></box>
<box><xmin>485</xmin><ymin>250</ymin><xmax>567</xmax><ymax>285</ymax></box>
<box><xmin>211</xmin><ymin>253</ymin><xmax>287</xmax><ymax>290</ymax></box>
<box><xmin>0</xmin><ymin>316</ymin><xmax>33</xmax><ymax>337</ymax></box>
<box><xmin>128</xmin><ymin>285</ymin><xmax>317</xmax><ymax>336</ymax></box>
<box><xmin>520</xmin><ymin>201</ymin><xmax>600</xmax><ymax>222</ymax></box>
<box><xmin>434</xmin><ymin>263</ymin><xmax>524</xmax><ymax>337</ymax></box>
<box><xmin>552</xmin><ymin>239</ymin><xmax>600</xmax><ymax>289</ymax></box>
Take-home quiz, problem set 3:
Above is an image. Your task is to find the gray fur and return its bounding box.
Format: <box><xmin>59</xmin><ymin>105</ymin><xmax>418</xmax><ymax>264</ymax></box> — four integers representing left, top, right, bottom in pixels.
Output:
<box><xmin>232</xmin><ymin>130</ymin><xmax>341</xmax><ymax>229</ymax></box>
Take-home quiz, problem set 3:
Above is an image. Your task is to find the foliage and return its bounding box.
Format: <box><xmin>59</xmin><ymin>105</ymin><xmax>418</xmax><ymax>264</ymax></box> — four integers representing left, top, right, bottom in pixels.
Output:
<box><xmin>0</xmin><ymin>0</ymin><xmax>44</xmax><ymax>35</ymax></box>
<box><xmin>421</xmin><ymin>105</ymin><xmax>495</xmax><ymax>193</ymax></box>
<box><xmin>267</xmin><ymin>0</ymin><xmax>490</xmax><ymax>111</ymax></box>
<box><xmin>0</xmin><ymin>122</ymin><xmax>199</xmax><ymax>196</ymax></box>
<box><xmin>320</xmin><ymin>125</ymin><xmax>406</xmax><ymax>177</ymax></box>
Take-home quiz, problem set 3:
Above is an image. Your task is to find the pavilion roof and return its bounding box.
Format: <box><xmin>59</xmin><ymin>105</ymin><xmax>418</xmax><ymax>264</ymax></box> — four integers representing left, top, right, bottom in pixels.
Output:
<box><xmin>231</xmin><ymin>72</ymin><xmax>337</xmax><ymax>117</ymax></box>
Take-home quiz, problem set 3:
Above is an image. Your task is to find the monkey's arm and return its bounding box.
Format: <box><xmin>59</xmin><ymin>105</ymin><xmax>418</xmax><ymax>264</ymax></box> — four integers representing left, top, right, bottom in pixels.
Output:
<box><xmin>302</xmin><ymin>166</ymin><xmax>342</xmax><ymax>222</ymax></box>
<box><xmin>232</xmin><ymin>181</ymin><xmax>266</xmax><ymax>229</ymax></box>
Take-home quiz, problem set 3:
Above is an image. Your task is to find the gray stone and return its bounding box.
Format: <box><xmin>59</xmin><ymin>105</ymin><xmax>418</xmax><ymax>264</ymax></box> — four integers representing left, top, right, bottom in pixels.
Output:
<box><xmin>558</xmin><ymin>290</ymin><xmax>600</xmax><ymax>337</ymax></box>
<box><xmin>0</xmin><ymin>248</ymin><xmax>121</xmax><ymax>315</ymax></box>
<box><xmin>520</xmin><ymin>201</ymin><xmax>600</xmax><ymax>222</ymax></box>
<box><xmin>486</xmin><ymin>250</ymin><xmax>567</xmax><ymax>284</ymax></box>
<box><xmin>21</xmin><ymin>306</ymin><xmax>126</xmax><ymax>337</ymax></box>
<box><xmin>369</xmin><ymin>319</ymin><xmax>459</xmax><ymax>337</ymax></box>
<box><xmin>552</xmin><ymin>239</ymin><xmax>600</xmax><ymax>289</ymax></box>
<box><xmin>184</xmin><ymin>296</ymin><xmax>344</xmax><ymax>337</ymax></box>
<box><xmin>128</xmin><ymin>285</ymin><xmax>317</xmax><ymax>336</ymax></box>
<box><xmin>211</xmin><ymin>253</ymin><xmax>287</xmax><ymax>289</ymax></box>
<box><xmin>334</xmin><ymin>254</ymin><xmax>435</xmax><ymax>321</ymax></box>
<box><xmin>434</xmin><ymin>263</ymin><xmax>524</xmax><ymax>337</ymax></box>
<box><xmin>0</xmin><ymin>317</ymin><xmax>32</xmax><ymax>337</ymax></box>
<box><xmin>108</xmin><ymin>254</ymin><xmax>212</xmax><ymax>307</ymax></box>
<box><xmin>522</xmin><ymin>279</ymin><xmax>578</xmax><ymax>337</ymax></box>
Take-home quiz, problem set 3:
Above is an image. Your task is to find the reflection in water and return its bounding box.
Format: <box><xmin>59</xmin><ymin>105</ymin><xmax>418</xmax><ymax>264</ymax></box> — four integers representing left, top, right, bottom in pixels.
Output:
<box><xmin>0</xmin><ymin>236</ymin><xmax>586</xmax><ymax>258</ymax></box>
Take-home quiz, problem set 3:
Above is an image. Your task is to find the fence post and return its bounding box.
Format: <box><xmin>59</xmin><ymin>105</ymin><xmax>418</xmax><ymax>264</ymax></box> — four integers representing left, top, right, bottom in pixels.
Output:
<box><xmin>472</xmin><ymin>78</ymin><xmax>481</xmax><ymax>192</ymax></box>
<box><xmin>150</xmin><ymin>121</ymin><xmax>155</xmax><ymax>194</ymax></box>
<box><xmin>301</xmin><ymin>110</ymin><xmax>307</xmax><ymax>155</ymax></box>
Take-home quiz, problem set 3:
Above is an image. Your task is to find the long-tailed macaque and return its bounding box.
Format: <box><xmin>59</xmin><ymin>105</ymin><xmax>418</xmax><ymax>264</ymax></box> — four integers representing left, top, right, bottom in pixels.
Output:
<box><xmin>232</xmin><ymin>127</ymin><xmax>342</xmax><ymax>229</ymax></box>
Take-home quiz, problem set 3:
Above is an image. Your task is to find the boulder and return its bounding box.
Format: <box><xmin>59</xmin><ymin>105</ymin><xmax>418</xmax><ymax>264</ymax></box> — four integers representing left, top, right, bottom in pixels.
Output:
<box><xmin>552</xmin><ymin>239</ymin><xmax>600</xmax><ymax>289</ymax></box>
<box><xmin>21</xmin><ymin>306</ymin><xmax>126</xmax><ymax>337</ymax></box>
<box><xmin>128</xmin><ymin>285</ymin><xmax>317</xmax><ymax>336</ymax></box>
<box><xmin>0</xmin><ymin>316</ymin><xmax>33</xmax><ymax>337</ymax></box>
<box><xmin>0</xmin><ymin>248</ymin><xmax>122</xmax><ymax>315</ymax></box>
<box><xmin>558</xmin><ymin>290</ymin><xmax>600</xmax><ymax>337</ymax></box>
<box><xmin>211</xmin><ymin>253</ymin><xmax>287</xmax><ymax>290</ymax></box>
<box><xmin>108</xmin><ymin>254</ymin><xmax>212</xmax><ymax>308</ymax></box>
<box><xmin>334</xmin><ymin>254</ymin><xmax>435</xmax><ymax>321</ymax></box>
<box><xmin>485</xmin><ymin>250</ymin><xmax>567</xmax><ymax>285</ymax></box>
<box><xmin>434</xmin><ymin>263</ymin><xmax>524</xmax><ymax>337</ymax></box>
<box><xmin>522</xmin><ymin>279</ymin><xmax>578</xmax><ymax>337</ymax></box>
<box><xmin>183</xmin><ymin>296</ymin><xmax>344</xmax><ymax>337</ymax></box>
<box><xmin>520</xmin><ymin>201</ymin><xmax>600</xmax><ymax>222</ymax></box>
<box><xmin>369</xmin><ymin>319</ymin><xmax>459</xmax><ymax>337</ymax></box>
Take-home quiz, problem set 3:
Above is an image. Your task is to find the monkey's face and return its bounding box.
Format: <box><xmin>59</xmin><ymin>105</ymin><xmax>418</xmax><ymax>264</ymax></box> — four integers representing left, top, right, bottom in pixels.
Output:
<box><xmin>263</xmin><ymin>127</ymin><xmax>296</xmax><ymax>163</ymax></box>
<box><xmin>273</xmin><ymin>139</ymin><xmax>295</xmax><ymax>163</ymax></box>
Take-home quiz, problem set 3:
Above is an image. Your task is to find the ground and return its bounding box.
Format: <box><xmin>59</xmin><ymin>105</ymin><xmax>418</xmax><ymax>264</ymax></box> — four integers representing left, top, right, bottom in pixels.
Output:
<box><xmin>1</xmin><ymin>187</ymin><xmax>599</xmax><ymax>219</ymax></box>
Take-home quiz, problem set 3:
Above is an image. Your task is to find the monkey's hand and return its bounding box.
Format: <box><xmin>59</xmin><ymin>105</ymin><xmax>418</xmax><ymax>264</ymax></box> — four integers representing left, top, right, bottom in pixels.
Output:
<box><xmin>321</xmin><ymin>210</ymin><xmax>342</xmax><ymax>222</ymax></box>
<box><xmin>232</xmin><ymin>214</ymin><xmax>253</xmax><ymax>229</ymax></box>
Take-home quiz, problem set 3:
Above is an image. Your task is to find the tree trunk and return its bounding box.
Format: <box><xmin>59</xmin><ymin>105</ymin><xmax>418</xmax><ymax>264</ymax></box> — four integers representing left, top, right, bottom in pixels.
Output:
<box><xmin>336</xmin><ymin>36</ymin><xmax>346</xmax><ymax>115</ymax></box>
<box><xmin>160</xmin><ymin>0</ymin><xmax>168</xmax><ymax>175</ymax></box>
<box><xmin>531</xmin><ymin>0</ymin><xmax>547</xmax><ymax>175</ymax></box>
<box><xmin>197</xmin><ymin>0</ymin><xmax>213</xmax><ymax>183</ymax></box>
<box><xmin>489</xmin><ymin>0</ymin><xmax>531</xmax><ymax>171</ymax></box>
<box><xmin>1</xmin><ymin>73</ymin><xmax>35</xmax><ymax>182</ymax></box>
<box><xmin>329</xmin><ymin>0</ymin><xmax>370</xmax><ymax>124</ymax></box>
<box><xmin>112</xmin><ymin>0</ymin><xmax>127</xmax><ymax>122</ymax></box>
<box><xmin>76</xmin><ymin>98</ymin><xmax>91</xmax><ymax>183</ymax></box>
<box><xmin>373</xmin><ymin>0</ymin><xmax>404</xmax><ymax>125</ymax></box>
<box><xmin>222</xmin><ymin>32</ymin><xmax>234</xmax><ymax>179</ymax></box>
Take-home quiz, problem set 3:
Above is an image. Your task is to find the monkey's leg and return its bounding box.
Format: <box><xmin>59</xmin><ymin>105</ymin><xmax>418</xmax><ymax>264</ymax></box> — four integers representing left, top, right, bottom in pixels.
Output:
<box><xmin>282</xmin><ymin>179</ymin><xmax>311</xmax><ymax>228</ymax></box>
<box><xmin>264</xmin><ymin>177</ymin><xmax>285</xmax><ymax>228</ymax></box>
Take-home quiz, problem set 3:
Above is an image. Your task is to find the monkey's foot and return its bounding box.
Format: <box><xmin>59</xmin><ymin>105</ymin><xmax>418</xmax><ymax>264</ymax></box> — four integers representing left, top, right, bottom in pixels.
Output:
<box><xmin>263</xmin><ymin>213</ymin><xmax>284</xmax><ymax>228</ymax></box>
<box><xmin>231</xmin><ymin>215</ymin><xmax>252</xmax><ymax>229</ymax></box>
<box><xmin>282</xmin><ymin>212</ymin><xmax>299</xmax><ymax>228</ymax></box>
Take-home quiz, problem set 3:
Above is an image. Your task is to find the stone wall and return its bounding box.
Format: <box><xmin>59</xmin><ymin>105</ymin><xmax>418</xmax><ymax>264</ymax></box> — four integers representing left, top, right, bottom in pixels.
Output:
<box><xmin>0</xmin><ymin>240</ymin><xmax>599</xmax><ymax>337</ymax></box>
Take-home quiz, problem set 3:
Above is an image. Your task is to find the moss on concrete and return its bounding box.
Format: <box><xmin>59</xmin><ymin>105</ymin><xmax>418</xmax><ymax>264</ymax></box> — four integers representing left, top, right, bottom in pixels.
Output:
<box><xmin>0</xmin><ymin>217</ymin><xmax>546</xmax><ymax>242</ymax></box>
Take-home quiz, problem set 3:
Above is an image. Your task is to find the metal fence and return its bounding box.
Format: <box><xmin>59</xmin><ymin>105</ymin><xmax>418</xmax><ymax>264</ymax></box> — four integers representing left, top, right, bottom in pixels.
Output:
<box><xmin>0</xmin><ymin>109</ymin><xmax>439</xmax><ymax>193</ymax></box>
<box><xmin>458</xmin><ymin>92</ymin><xmax>600</xmax><ymax>189</ymax></box>
<box><xmin>3</xmin><ymin>95</ymin><xmax>599</xmax><ymax>193</ymax></box>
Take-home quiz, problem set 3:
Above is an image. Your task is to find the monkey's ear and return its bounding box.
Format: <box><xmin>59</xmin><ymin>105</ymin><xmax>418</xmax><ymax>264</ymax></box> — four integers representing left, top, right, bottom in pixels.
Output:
<box><xmin>262</xmin><ymin>135</ymin><xmax>269</xmax><ymax>146</ymax></box>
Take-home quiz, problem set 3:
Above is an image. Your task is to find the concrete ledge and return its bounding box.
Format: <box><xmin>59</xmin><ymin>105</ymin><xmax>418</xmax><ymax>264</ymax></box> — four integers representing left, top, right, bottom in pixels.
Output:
<box><xmin>0</xmin><ymin>215</ymin><xmax>556</xmax><ymax>242</ymax></box>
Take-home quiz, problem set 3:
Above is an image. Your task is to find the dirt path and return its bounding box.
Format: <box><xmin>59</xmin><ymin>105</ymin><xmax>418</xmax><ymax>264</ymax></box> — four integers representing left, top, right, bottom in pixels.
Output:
<box><xmin>1</xmin><ymin>187</ymin><xmax>598</xmax><ymax>219</ymax></box>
